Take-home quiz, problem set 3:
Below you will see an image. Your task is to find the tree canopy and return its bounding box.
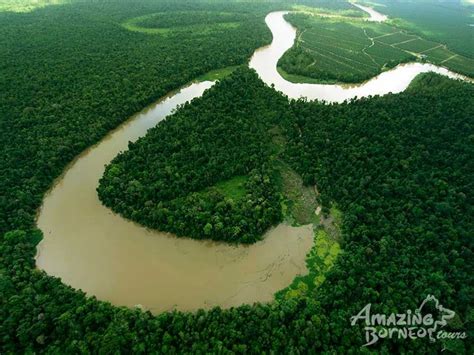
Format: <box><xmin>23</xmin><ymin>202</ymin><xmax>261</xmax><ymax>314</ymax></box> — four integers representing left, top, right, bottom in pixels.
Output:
<box><xmin>0</xmin><ymin>0</ymin><xmax>472</xmax><ymax>353</ymax></box>
<box><xmin>98</xmin><ymin>68</ymin><xmax>286</xmax><ymax>243</ymax></box>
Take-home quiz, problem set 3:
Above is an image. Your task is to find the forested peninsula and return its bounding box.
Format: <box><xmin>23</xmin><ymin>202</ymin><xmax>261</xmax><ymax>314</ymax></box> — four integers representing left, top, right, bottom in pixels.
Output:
<box><xmin>98</xmin><ymin>69</ymin><xmax>285</xmax><ymax>243</ymax></box>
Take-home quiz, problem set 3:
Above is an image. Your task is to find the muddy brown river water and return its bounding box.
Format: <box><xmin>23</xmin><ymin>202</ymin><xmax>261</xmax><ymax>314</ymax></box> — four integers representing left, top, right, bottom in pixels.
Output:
<box><xmin>35</xmin><ymin>82</ymin><xmax>314</xmax><ymax>313</ymax></box>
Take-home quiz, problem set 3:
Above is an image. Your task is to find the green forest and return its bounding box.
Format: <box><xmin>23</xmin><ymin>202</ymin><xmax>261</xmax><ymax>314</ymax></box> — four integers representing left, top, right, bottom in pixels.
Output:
<box><xmin>1</xmin><ymin>0</ymin><xmax>473</xmax><ymax>353</ymax></box>
<box><xmin>98</xmin><ymin>68</ymin><xmax>285</xmax><ymax>243</ymax></box>
<box><xmin>0</xmin><ymin>0</ymin><xmax>280</xmax><ymax>235</ymax></box>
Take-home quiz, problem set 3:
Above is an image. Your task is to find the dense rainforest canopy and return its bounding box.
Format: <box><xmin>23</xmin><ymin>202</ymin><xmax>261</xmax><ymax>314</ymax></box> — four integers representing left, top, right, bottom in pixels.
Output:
<box><xmin>0</xmin><ymin>0</ymin><xmax>280</xmax><ymax>235</ymax></box>
<box><xmin>1</xmin><ymin>0</ymin><xmax>473</xmax><ymax>353</ymax></box>
<box><xmin>98</xmin><ymin>68</ymin><xmax>285</xmax><ymax>243</ymax></box>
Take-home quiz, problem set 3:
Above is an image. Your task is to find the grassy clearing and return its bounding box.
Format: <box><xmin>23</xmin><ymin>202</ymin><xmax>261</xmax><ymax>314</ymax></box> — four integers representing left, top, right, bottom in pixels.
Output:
<box><xmin>279</xmin><ymin>12</ymin><xmax>474</xmax><ymax>83</ymax></box>
<box><xmin>123</xmin><ymin>20</ymin><xmax>240</xmax><ymax>35</ymax></box>
<box><xmin>269</xmin><ymin>125</ymin><xmax>319</xmax><ymax>226</ymax></box>
<box><xmin>194</xmin><ymin>65</ymin><xmax>240</xmax><ymax>82</ymax></box>
<box><xmin>214</xmin><ymin>175</ymin><xmax>248</xmax><ymax>201</ymax></box>
<box><xmin>122</xmin><ymin>11</ymin><xmax>241</xmax><ymax>35</ymax></box>
<box><xmin>122</xmin><ymin>17</ymin><xmax>169</xmax><ymax>35</ymax></box>
<box><xmin>268</xmin><ymin>125</ymin><xmax>342</xmax><ymax>300</ymax></box>
<box><xmin>193</xmin><ymin>175</ymin><xmax>248</xmax><ymax>202</ymax></box>
<box><xmin>277</xmin><ymin>161</ymin><xmax>318</xmax><ymax>226</ymax></box>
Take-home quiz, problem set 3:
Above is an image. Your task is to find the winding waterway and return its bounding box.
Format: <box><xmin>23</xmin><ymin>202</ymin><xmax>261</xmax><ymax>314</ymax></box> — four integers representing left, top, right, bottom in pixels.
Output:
<box><xmin>36</xmin><ymin>5</ymin><xmax>472</xmax><ymax>313</ymax></box>
<box><xmin>249</xmin><ymin>11</ymin><xmax>470</xmax><ymax>103</ymax></box>
<box><xmin>36</xmin><ymin>83</ymin><xmax>314</xmax><ymax>313</ymax></box>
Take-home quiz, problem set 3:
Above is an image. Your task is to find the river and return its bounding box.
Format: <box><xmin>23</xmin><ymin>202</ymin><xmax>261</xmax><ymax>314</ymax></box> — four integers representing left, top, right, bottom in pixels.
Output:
<box><xmin>249</xmin><ymin>12</ymin><xmax>469</xmax><ymax>103</ymax></box>
<box><xmin>351</xmin><ymin>2</ymin><xmax>387</xmax><ymax>22</ymax></box>
<box><xmin>36</xmin><ymin>5</ymin><xmax>471</xmax><ymax>313</ymax></box>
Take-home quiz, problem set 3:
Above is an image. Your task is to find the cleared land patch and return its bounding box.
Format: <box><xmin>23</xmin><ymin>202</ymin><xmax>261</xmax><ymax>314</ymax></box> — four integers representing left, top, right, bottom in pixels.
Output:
<box><xmin>269</xmin><ymin>124</ymin><xmax>342</xmax><ymax>301</ymax></box>
<box><xmin>123</xmin><ymin>11</ymin><xmax>243</xmax><ymax>35</ymax></box>
<box><xmin>194</xmin><ymin>65</ymin><xmax>239</xmax><ymax>82</ymax></box>
<box><xmin>279</xmin><ymin>12</ymin><xmax>474</xmax><ymax>83</ymax></box>
<box><xmin>214</xmin><ymin>175</ymin><xmax>248</xmax><ymax>201</ymax></box>
<box><xmin>275</xmin><ymin>226</ymin><xmax>341</xmax><ymax>300</ymax></box>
